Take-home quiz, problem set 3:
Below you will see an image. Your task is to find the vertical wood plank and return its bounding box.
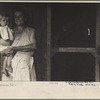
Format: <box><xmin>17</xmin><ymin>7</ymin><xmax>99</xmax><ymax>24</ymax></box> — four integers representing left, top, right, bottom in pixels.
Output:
<box><xmin>47</xmin><ymin>4</ymin><xmax>51</xmax><ymax>81</ymax></box>
<box><xmin>95</xmin><ymin>4</ymin><xmax>100</xmax><ymax>81</ymax></box>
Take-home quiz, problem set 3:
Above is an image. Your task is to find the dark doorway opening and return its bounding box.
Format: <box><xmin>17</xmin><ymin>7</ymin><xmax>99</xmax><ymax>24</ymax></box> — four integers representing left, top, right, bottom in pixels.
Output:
<box><xmin>51</xmin><ymin>4</ymin><xmax>96</xmax><ymax>81</ymax></box>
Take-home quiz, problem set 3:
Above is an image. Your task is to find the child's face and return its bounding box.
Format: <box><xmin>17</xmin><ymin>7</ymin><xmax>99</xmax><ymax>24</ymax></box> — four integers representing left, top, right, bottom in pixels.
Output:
<box><xmin>0</xmin><ymin>16</ymin><xmax>7</xmax><ymax>27</ymax></box>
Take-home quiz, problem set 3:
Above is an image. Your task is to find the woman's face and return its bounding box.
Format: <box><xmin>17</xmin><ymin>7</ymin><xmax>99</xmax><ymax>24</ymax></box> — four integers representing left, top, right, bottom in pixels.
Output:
<box><xmin>14</xmin><ymin>11</ymin><xmax>24</xmax><ymax>26</ymax></box>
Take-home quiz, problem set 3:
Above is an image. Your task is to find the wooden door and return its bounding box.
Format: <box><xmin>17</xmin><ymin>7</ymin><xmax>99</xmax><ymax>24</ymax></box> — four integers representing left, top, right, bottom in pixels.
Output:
<box><xmin>47</xmin><ymin>3</ymin><xmax>100</xmax><ymax>81</ymax></box>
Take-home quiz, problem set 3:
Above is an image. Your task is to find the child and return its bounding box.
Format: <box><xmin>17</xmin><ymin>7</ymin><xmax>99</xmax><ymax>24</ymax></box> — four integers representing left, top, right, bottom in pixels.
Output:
<box><xmin>0</xmin><ymin>13</ymin><xmax>14</xmax><ymax>76</ymax></box>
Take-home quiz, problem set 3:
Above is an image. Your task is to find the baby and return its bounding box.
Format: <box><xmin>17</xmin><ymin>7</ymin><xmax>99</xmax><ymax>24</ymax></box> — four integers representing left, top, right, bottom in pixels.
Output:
<box><xmin>0</xmin><ymin>13</ymin><xmax>14</xmax><ymax>76</ymax></box>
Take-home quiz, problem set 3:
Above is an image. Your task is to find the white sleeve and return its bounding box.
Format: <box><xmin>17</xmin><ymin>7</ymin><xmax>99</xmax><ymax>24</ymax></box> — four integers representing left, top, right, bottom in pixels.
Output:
<box><xmin>29</xmin><ymin>28</ymin><xmax>36</xmax><ymax>44</ymax></box>
<box><xmin>0</xmin><ymin>27</ymin><xmax>9</xmax><ymax>40</ymax></box>
<box><xmin>7</xmin><ymin>27</ymin><xmax>13</xmax><ymax>41</ymax></box>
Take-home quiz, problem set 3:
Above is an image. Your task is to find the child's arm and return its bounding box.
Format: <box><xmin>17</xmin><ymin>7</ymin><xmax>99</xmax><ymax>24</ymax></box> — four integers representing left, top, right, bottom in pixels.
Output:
<box><xmin>0</xmin><ymin>38</ymin><xmax>12</xmax><ymax>46</ymax></box>
<box><xmin>0</xmin><ymin>26</ymin><xmax>13</xmax><ymax>46</ymax></box>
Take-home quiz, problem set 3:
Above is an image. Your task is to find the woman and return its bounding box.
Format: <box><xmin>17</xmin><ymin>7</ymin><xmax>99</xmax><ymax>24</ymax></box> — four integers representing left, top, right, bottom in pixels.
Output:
<box><xmin>2</xmin><ymin>9</ymin><xmax>37</xmax><ymax>81</ymax></box>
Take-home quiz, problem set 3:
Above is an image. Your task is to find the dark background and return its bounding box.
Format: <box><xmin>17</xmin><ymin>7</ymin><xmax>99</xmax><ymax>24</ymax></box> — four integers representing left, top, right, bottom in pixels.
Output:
<box><xmin>51</xmin><ymin>4</ymin><xmax>96</xmax><ymax>47</ymax></box>
<box><xmin>51</xmin><ymin>4</ymin><xmax>96</xmax><ymax>81</ymax></box>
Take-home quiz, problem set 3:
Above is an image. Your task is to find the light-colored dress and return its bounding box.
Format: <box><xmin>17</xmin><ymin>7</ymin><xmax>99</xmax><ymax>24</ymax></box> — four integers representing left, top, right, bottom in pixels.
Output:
<box><xmin>0</xmin><ymin>25</ymin><xmax>13</xmax><ymax>51</ymax></box>
<box><xmin>11</xmin><ymin>27</ymin><xmax>36</xmax><ymax>81</ymax></box>
<box><xmin>0</xmin><ymin>26</ymin><xmax>13</xmax><ymax>81</ymax></box>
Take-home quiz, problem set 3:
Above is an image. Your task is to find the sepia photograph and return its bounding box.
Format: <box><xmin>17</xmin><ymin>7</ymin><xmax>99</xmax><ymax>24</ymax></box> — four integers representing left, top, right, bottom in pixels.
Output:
<box><xmin>0</xmin><ymin>2</ymin><xmax>97</xmax><ymax>82</ymax></box>
<box><xmin>0</xmin><ymin>1</ymin><xmax>99</xmax><ymax>99</ymax></box>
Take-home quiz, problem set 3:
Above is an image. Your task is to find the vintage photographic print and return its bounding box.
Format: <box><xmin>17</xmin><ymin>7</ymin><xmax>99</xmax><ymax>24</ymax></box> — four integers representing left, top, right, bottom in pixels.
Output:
<box><xmin>0</xmin><ymin>1</ymin><xmax>99</xmax><ymax>99</ymax></box>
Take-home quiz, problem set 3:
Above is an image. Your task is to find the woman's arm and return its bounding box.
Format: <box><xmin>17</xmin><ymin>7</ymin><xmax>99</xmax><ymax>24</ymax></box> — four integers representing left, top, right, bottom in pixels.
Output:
<box><xmin>3</xmin><ymin>28</ymin><xmax>36</xmax><ymax>54</ymax></box>
<box><xmin>1</xmin><ymin>43</ymin><xmax>36</xmax><ymax>56</ymax></box>
<box><xmin>12</xmin><ymin>28</ymin><xmax>37</xmax><ymax>52</ymax></box>
<box><xmin>12</xmin><ymin>43</ymin><xmax>36</xmax><ymax>52</ymax></box>
<box><xmin>0</xmin><ymin>39</ymin><xmax>12</xmax><ymax>46</ymax></box>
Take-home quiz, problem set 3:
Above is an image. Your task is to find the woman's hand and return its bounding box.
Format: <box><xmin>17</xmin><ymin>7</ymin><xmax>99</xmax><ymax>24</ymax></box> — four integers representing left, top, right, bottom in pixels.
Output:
<box><xmin>2</xmin><ymin>46</ymin><xmax>14</xmax><ymax>56</ymax></box>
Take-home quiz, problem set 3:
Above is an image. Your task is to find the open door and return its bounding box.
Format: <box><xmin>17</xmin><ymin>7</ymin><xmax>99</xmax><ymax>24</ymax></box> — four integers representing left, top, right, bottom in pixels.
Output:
<box><xmin>50</xmin><ymin>3</ymin><xmax>99</xmax><ymax>81</ymax></box>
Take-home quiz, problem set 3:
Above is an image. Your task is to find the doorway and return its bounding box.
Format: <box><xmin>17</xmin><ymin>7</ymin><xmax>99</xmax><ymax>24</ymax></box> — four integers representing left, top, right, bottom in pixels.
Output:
<box><xmin>51</xmin><ymin>4</ymin><xmax>96</xmax><ymax>81</ymax></box>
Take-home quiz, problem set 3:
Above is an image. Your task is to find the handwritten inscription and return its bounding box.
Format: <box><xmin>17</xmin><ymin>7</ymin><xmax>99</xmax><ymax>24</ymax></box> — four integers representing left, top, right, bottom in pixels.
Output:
<box><xmin>0</xmin><ymin>82</ymin><xmax>96</xmax><ymax>87</ymax></box>
<box><xmin>68</xmin><ymin>82</ymin><xmax>96</xmax><ymax>86</ymax></box>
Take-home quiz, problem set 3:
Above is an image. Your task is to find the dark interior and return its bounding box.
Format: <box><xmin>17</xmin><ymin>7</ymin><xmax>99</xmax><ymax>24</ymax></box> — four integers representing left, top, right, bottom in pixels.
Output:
<box><xmin>51</xmin><ymin>4</ymin><xmax>96</xmax><ymax>81</ymax></box>
<box><xmin>51</xmin><ymin>53</ymin><xmax>95</xmax><ymax>81</ymax></box>
<box><xmin>51</xmin><ymin>4</ymin><xmax>96</xmax><ymax>47</ymax></box>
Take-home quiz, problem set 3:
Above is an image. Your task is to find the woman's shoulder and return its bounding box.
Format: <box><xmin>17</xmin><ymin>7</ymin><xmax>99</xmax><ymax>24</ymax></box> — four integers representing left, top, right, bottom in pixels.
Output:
<box><xmin>25</xmin><ymin>27</ymin><xmax>35</xmax><ymax>32</ymax></box>
<box><xmin>24</xmin><ymin>27</ymin><xmax>35</xmax><ymax>37</ymax></box>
